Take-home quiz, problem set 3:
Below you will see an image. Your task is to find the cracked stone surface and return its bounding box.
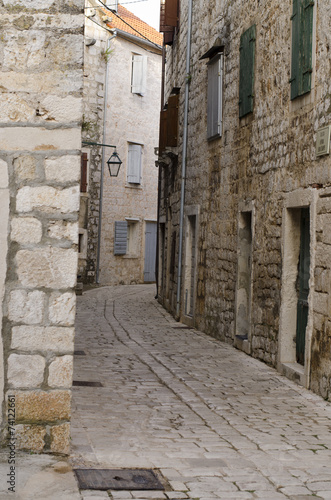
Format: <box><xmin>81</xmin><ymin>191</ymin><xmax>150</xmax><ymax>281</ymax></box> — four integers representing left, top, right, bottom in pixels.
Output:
<box><xmin>71</xmin><ymin>285</ymin><xmax>331</xmax><ymax>500</ymax></box>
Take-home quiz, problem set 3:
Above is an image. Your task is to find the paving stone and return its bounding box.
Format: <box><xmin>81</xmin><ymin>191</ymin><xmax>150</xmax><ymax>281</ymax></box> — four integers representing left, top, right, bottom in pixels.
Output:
<box><xmin>71</xmin><ymin>285</ymin><xmax>331</xmax><ymax>500</ymax></box>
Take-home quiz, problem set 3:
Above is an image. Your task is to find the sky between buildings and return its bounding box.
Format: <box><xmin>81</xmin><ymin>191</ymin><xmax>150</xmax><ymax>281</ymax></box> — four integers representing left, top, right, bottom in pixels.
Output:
<box><xmin>109</xmin><ymin>0</ymin><xmax>160</xmax><ymax>31</ymax></box>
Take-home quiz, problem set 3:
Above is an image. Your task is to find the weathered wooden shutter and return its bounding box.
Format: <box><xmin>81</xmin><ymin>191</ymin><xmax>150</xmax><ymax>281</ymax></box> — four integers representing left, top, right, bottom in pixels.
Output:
<box><xmin>239</xmin><ymin>25</ymin><xmax>256</xmax><ymax>118</ymax></box>
<box><xmin>207</xmin><ymin>54</ymin><xmax>222</xmax><ymax>139</ymax></box>
<box><xmin>290</xmin><ymin>0</ymin><xmax>300</xmax><ymax>99</ymax></box>
<box><xmin>165</xmin><ymin>0</ymin><xmax>178</xmax><ymax>27</ymax></box>
<box><xmin>80</xmin><ymin>153</ymin><xmax>88</xmax><ymax>193</ymax></box>
<box><xmin>114</xmin><ymin>221</ymin><xmax>127</xmax><ymax>255</ymax></box>
<box><xmin>127</xmin><ymin>144</ymin><xmax>142</xmax><ymax>184</ymax></box>
<box><xmin>166</xmin><ymin>94</ymin><xmax>179</xmax><ymax>147</ymax></box>
<box><xmin>131</xmin><ymin>55</ymin><xmax>147</xmax><ymax>95</ymax></box>
<box><xmin>290</xmin><ymin>0</ymin><xmax>314</xmax><ymax>99</ymax></box>
<box><xmin>159</xmin><ymin>110</ymin><xmax>168</xmax><ymax>153</ymax></box>
<box><xmin>301</xmin><ymin>0</ymin><xmax>314</xmax><ymax>94</ymax></box>
<box><xmin>160</xmin><ymin>0</ymin><xmax>176</xmax><ymax>45</ymax></box>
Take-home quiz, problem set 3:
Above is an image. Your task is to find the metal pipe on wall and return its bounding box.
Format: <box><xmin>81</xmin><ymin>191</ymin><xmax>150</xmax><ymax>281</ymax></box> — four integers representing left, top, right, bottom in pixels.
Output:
<box><xmin>176</xmin><ymin>0</ymin><xmax>193</xmax><ymax>317</ymax></box>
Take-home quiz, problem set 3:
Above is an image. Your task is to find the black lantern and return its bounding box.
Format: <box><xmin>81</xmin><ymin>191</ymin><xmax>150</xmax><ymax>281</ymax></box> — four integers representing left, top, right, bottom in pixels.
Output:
<box><xmin>107</xmin><ymin>150</ymin><xmax>122</xmax><ymax>177</ymax></box>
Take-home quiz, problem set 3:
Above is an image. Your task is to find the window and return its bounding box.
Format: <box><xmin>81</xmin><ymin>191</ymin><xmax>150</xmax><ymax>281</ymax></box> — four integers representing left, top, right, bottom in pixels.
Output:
<box><xmin>113</xmin><ymin>220</ymin><xmax>139</xmax><ymax>256</ymax></box>
<box><xmin>207</xmin><ymin>53</ymin><xmax>223</xmax><ymax>140</ymax></box>
<box><xmin>159</xmin><ymin>91</ymin><xmax>179</xmax><ymax>153</ymax></box>
<box><xmin>290</xmin><ymin>0</ymin><xmax>314</xmax><ymax>100</ymax></box>
<box><xmin>131</xmin><ymin>54</ymin><xmax>147</xmax><ymax>96</ymax></box>
<box><xmin>127</xmin><ymin>143</ymin><xmax>142</xmax><ymax>184</ymax></box>
<box><xmin>239</xmin><ymin>25</ymin><xmax>256</xmax><ymax>118</ymax></box>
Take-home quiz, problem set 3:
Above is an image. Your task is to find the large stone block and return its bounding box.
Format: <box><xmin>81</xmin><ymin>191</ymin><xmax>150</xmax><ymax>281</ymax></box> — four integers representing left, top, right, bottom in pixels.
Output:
<box><xmin>8</xmin><ymin>290</ymin><xmax>44</xmax><ymax>324</ymax></box>
<box><xmin>13</xmin><ymin>155</ymin><xmax>37</xmax><ymax>181</ymax></box>
<box><xmin>50</xmin><ymin>423</ymin><xmax>70</xmax><ymax>455</ymax></box>
<box><xmin>3</xmin><ymin>0</ymin><xmax>56</xmax><ymax>8</ymax></box>
<box><xmin>0</xmin><ymin>70</ymin><xmax>83</xmax><ymax>95</ymax></box>
<box><xmin>15</xmin><ymin>424</ymin><xmax>46</xmax><ymax>453</ymax></box>
<box><xmin>0</xmin><ymin>127</ymin><xmax>81</xmax><ymax>152</ymax></box>
<box><xmin>8</xmin><ymin>354</ymin><xmax>45</xmax><ymax>388</ymax></box>
<box><xmin>11</xmin><ymin>217</ymin><xmax>42</xmax><ymax>244</ymax></box>
<box><xmin>45</xmin><ymin>155</ymin><xmax>80</xmax><ymax>183</ymax></box>
<box><xmin>40</xmin><ymin>95</ymin><xmax>82</xmax><ymax>123</ymax></box>
<box><xmin>16</xmin><ymin>186</ymin><xmax>80</xmax><ymax>214</ymax></box>
<box><xmin>13</xmin><ymin>390</ymin><xmax>71</xmax><ymax>423</ymax></box>
<box><xmin>11</xmin><ymin>326</ymin><xmax>74</xmax><ymax>353</ymax></box>
<box><xmin>0</xmin><ymin>159</ymin><xmax>8</xmax><ymax>188</ymax></box>
<box><xmin>48</xmin><ymin>356</ymin><xmax>73</xmax><ymax>388</ymax></box>
<box><xmin>49</xmin><ymin>292</ymin><xmax>76</xmax><ymax>326</ymax></box>
<box><xmin>47</xmin><ymin>220</ymin><xmax>79</xmax><ymax>244</ymax></box>
<box><xmin>16</xmin><ymin>247</ymin><xmax>78</xmax><ymax>288</ymax></box>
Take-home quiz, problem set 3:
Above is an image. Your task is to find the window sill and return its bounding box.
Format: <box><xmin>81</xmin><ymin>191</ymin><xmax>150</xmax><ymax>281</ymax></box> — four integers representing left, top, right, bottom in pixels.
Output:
<box><xmin>123</xmin><ymin>254</ymin><xmax>139</xmax><ymax>259</ymax></box>
<box><xmin>125</xmin><ymin>183</ymin><xmax>142</xmax><ymax>190</ymax></box>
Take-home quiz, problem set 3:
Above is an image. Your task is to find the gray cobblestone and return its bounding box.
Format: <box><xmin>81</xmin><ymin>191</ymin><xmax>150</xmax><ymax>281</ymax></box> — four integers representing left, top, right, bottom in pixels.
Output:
<box><xmin>71</xmin><ymin>285</ymin><xmax>331</xmax><ymax>499</ymax></box>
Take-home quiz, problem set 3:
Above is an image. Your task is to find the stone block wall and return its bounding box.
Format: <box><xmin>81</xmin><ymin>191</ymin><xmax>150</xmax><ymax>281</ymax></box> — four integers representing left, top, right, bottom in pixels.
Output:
<box><xmin>159</xmin><ymin>0</ymin><xmax>331</xmax><ymax>398</ymax></box>
<box><xmin>0</xmin><ymin>0</ymin><xmax>84</xmax><ymax>452</ymax></box>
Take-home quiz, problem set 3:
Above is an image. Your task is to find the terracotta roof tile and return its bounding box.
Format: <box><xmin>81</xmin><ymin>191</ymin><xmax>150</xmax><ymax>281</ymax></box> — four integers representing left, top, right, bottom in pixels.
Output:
<box><xmin>106</xmin><ymin>5</ymin><xmax>163</xmax><ymax>47</ymax></box>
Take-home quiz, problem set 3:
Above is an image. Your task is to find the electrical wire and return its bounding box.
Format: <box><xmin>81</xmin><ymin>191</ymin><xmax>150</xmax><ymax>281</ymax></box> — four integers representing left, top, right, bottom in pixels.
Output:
<box><xmin>84</xmin><ymin>0</ymin><xmax>148</xmax><ymax>8</ymax></box>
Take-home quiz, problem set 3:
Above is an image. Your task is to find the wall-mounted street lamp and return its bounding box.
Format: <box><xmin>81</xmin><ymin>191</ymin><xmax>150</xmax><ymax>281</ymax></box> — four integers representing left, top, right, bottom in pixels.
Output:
<box><xmin>81</xmin><ymin>141</ymin><xmax>123</xmax><ymax>284</ymax></box>
<box><xmin>82</xmin><ymin>141</ymin><xmax>122</xmax><ymax>177</ymax></box>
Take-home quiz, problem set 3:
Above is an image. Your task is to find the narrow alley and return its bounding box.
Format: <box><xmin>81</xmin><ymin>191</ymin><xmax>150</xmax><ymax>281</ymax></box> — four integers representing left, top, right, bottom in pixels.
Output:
<box><xmin>71</xmin><ymin>285</ymin><xmax>331</xmax><ymax>500</ymax></box>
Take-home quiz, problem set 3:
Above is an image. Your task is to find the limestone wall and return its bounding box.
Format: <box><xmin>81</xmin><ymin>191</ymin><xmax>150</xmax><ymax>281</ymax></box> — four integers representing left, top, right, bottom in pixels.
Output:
<box><xmin>159</xmin><ymin>0</ymin><xmax>331</xmax><ymax>398</ymax></box>
<box><xmin>0</xmin><ymin>0</ymin><xmax>84</xmax><ymax>452</ymax></box>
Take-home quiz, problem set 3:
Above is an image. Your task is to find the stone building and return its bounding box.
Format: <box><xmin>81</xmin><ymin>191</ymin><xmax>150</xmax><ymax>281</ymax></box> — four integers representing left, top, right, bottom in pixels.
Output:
<box><xmin>158</xmin><ymin>0</ymin><xmax>331</xmax><ymax>399</ymax></box>
<box><xmin>0</xmin><ymin>1</ymin><xmax>84</xmax><ymax>452</ymax></box>
<box><xmin>80</xmin><ymin>2</ymin><xmax>162</xmax><ymax>285</ymax></box>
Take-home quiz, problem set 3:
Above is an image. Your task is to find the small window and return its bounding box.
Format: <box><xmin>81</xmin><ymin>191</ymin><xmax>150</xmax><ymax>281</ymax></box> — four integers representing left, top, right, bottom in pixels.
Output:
<box><xmin>207</xmin><ymin>53</ymin><xmax>223</xmax><ymax>140</ymax></box>
<box><xmin>131</xmin><ymin>54</ymin><xmax>147</xmax><ymax>96</ymax></box>
<box><xmin>126</xmin><ymin>220</ymin><xmax>139</xmax><ymax>257</ymax></box>
<box><xmin>80</xmin><ymin>152</ymin><xmax>88</xmax><ymax>193</ymax></box>
<box><xmin>127</xmin><ymin>143</ymin><xmax>142</xmax><ymax>184</ymax></box>
<box><xmin>290</xmin><ymin>0</ymin><xmax>314</xmax><ymax>100</ymax></box>
<box><xmin>239</xmin><ymin>25</ymin><xmax>256</xmax><ymax>118</ymax></box>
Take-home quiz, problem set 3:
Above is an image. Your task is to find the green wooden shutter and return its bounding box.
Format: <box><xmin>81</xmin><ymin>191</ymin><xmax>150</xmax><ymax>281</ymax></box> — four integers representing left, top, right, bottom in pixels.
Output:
<box><xmin>290</xmin><ymin>0</ymin><xmax>300</xmax><ymax>99</ymax></box>
<box><xmin>290</xmin><ymin>0</ymin><xmax>314</xmax><ymax>99</ymax></box>
<box><xmin>239</xmin><ymin>25</ymin><xmax>256</xmax><ymax>118</ymax></box>
<box><xmin>301</xmin><ymin>0</ymin><xmax>314</xmax><ymax>94</ymax></box>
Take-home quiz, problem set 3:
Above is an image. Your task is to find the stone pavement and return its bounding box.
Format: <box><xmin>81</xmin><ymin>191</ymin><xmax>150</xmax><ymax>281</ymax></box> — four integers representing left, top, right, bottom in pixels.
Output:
<box><xmin>69</xmin><ymin>284</ymin><xmax>331</xmax><ymax>500</ymax></box>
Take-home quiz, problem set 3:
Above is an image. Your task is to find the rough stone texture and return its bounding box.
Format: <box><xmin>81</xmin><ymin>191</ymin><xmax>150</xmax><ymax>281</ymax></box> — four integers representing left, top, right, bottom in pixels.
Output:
<box><xmin>16</xmin><ymin>186</ymin><xmax>80</xmax><ymax>214</ymax></box>
<box><xmin>50</xmin><ymin>423</ymin><xmax>70</xmax><ymax>454</ymax></box>
<box><xmin>158</xmin><ymin>0</ymin><xmax>331</xmax><ymax>398</ymax></box>
<box><xmin>14</xmin><ymin>390</ymin><xmax>71</xmax><ymax>423</ymax></box>
<box><xmin>47</xmin><ymin>220</ymin><xmax>79</xmax><ymax>244</ymax></box>
<box><xmin>49</xmin><ymin>293</ymin><xmax>76</xmax><ymax>326</ymax></box>
<box><xmin>7</xmin><ymin>354</ymin><xmax>45</xmax><ymax>388</ymax></box>
<box><xmin>13</xmin><ymin>155</ymin><xmax>37</xmax><ymax>181</ymax></box>
<box><xmin>80</xmin><ymin>8</ymin><xmax>161</xmax><ymax>285</ymax></box>
<box><xmin>8</xmin><ymin>290</ymin><xmax>44</xmax><ymax>324</ymax></box>
<box><xmin>16</xmin><ymin>247</ymin><xmax>78</xmax><ymax>289</ymax></box>
<box><xmin>15</xmin><ymin>424</ymin><xmax>46</xmax><ymax>452</ymax></box>
<box><xmin>11</xmin><ymin>217</ymin><xmax>42</xmax><ymax>244</ymax></box>
<box><xmin>11</xmin><ymin>326</ymin><xmax>74</xmax><ymax>354</ymax></box>
<box><xmin>45</xmin><ymin>155</ymin><xmax>81</xmax><ymax>183</ymax></box>
<box><xmin>48</xmin><ymin>356</ymin><xmax>73</xmax><ymax>388</ymax></box>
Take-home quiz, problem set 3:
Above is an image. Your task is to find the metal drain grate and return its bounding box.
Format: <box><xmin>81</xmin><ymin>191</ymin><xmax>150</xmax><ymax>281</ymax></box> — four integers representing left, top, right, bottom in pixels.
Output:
<box><xmin>72</xmin><ymin>381</ymin><xmax>103</xmax><ymax>387</ymax></box>
<box><xmin>74</xmin><ymin>468</ymin><xmax>164</xmax><ymax>491</ymax></box>
<box><xmin>74</xmin><ymin>350</ymin><xmax>86</xmax><ymax>355</ymax></box>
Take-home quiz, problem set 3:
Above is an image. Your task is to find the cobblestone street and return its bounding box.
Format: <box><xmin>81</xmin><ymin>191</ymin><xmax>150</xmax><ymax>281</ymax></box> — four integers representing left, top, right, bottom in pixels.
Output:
<box><xmin>71</xmin><ymin>285</ymin><xmax>331</xmax><ymax>500</ymax></box>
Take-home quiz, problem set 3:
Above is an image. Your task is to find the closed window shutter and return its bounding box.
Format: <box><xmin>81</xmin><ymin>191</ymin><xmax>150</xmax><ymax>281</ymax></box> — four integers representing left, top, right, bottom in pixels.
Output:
<box><xmin>166</xmin><ymin>94</ymin><xmax>179</xmax><ymax>147</ymax></box>
<box><xmin>159</xmin><ymin>110</ymin><xmax>168</xmax><ymax>153</ymax></box>
<box><xmin>114</xmin><ymin>221</ymin><xmax>127</xmax><ymax>255</ymax></box>
<box><xmin>165</xmin><ymin>0</ymin><xmax>178</xmax><ymax>27</ymax></box>
<box><xmin>127</xmin><ymin>144</ymin><xmax>142</xmax><ymax>184</ymax></box>
<box><xmin>290</xmin><ymin>0</ymin><xmax>314</xmax><ymax>99</ymax></box>
<box><xmin>239</xmin><ymin>25</ymin><xmax>256</xmax><ymax>118</ymax></box>
<box><xmin>80</xmin><ymin>153</ymin><xmax>88</xmax><ymax>193</ymax></box>
<box><xmin>207</xmin><ymin>54</ymin><xmax>222</xmax><ymax>139</ymax></box>
<box><xmin>131</xmin><ymin>55</ymin><xmax>147</xmax><ymax>95</ymax></box>
<box><xmin>301</xmin><ymin>0</ymin><xmax>314</xmax><ymax>94</ymax></box>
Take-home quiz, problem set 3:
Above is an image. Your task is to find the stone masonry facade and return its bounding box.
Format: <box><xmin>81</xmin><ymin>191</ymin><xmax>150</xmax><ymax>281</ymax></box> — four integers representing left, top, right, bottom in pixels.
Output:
<box><xmin>158</xmin><ymin>0</ymin><xmax>331</xmax><ymax>399</ymax></box>
<box><xmin>81</xmin><ymin>2</ymin><xmax>162</xmax><ymax>285</ymax></box>
<box><xmin>0</xmin><ymin>0</ymin><xmax>84</xmax><ymax>453</ymax></box>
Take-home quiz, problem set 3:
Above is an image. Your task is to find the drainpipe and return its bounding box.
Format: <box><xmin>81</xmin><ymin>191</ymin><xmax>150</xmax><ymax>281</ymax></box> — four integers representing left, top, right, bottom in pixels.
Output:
<box><xmin>176</xmin><ymin>0</ymin><xmax>193</xmax><ymax>317</ymax></box>
<box><xmin>96</xmin><ymin>31</ymin><xmax>117</xmax><ymax>284</ymax></box>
